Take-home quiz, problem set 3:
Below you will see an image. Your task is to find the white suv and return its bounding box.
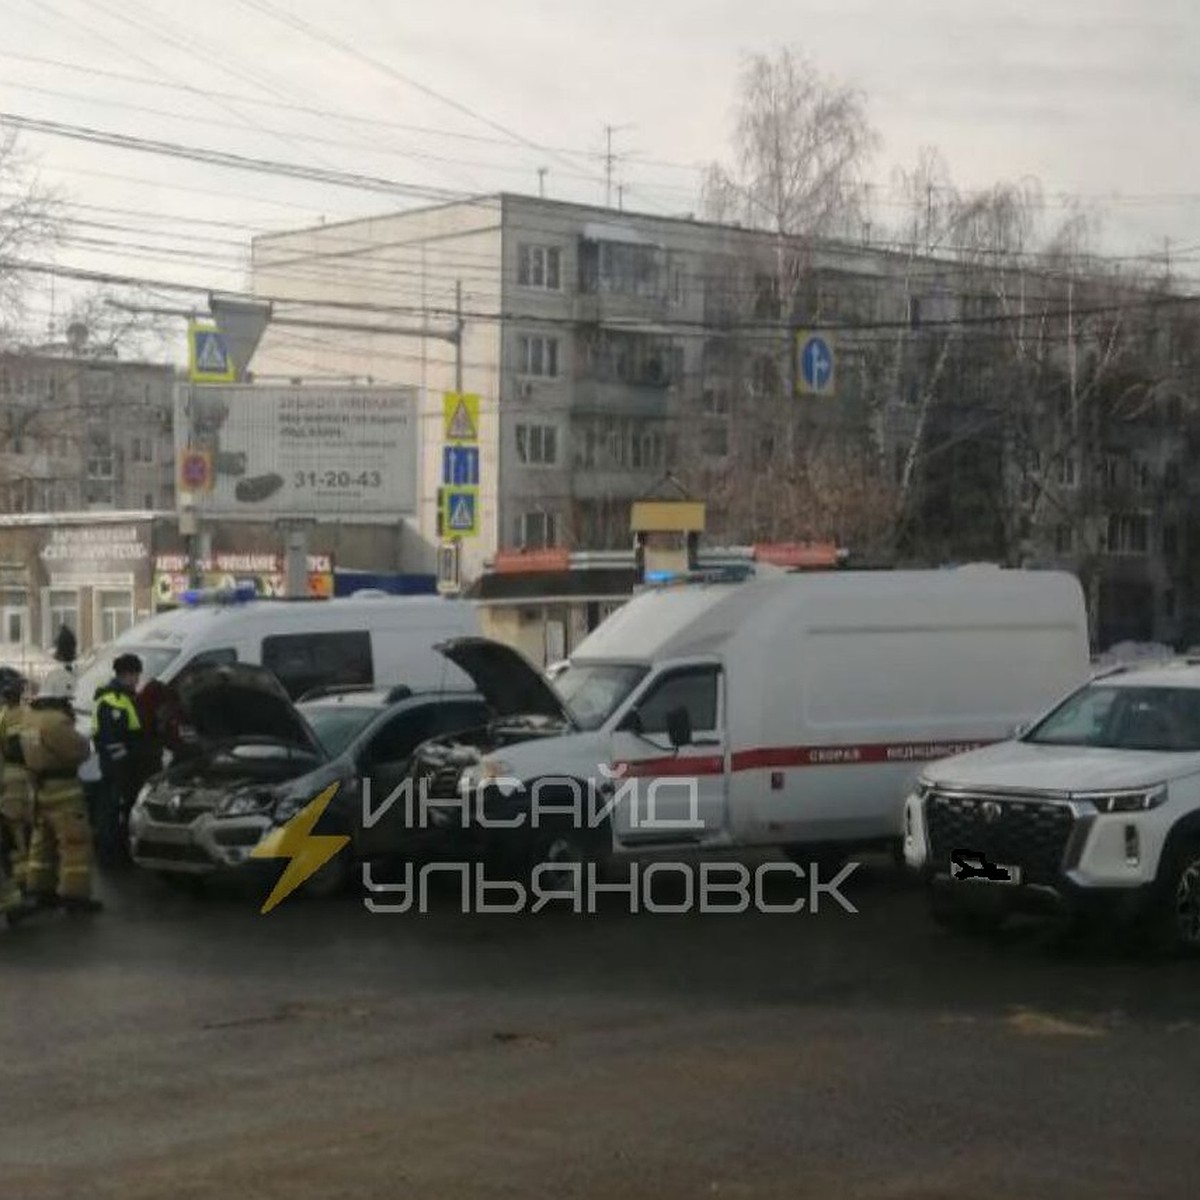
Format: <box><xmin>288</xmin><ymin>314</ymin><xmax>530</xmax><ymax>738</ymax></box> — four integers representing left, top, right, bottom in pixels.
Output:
<box><xmin>904</xmin><ymin>661</ymin><xmax>1200</xmax><ymax>951</ymax></box>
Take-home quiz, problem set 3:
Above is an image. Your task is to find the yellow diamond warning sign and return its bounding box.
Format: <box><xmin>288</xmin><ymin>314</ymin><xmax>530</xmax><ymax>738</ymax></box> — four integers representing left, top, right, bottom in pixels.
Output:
<box><xmin>443</xmin><ymin>392</ymin><xmax>480</xmax><ymax>443</ymax></box>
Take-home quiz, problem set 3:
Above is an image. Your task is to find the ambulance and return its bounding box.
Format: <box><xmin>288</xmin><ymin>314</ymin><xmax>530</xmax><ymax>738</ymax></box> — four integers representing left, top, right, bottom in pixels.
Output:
<box><xmin>412</xmin><ymin>566</ymin><xmax>1091</xmax><ymax>869</ymax></box>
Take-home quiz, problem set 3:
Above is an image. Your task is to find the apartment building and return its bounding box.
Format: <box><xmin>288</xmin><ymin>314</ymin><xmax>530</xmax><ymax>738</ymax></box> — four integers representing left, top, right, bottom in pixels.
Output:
<box><xmin>249</xmin><ymin>194</ymin><xmax>923</xmax><ymax>579</ymax></box>
<box><xmin>0</xmin><ymin>333</ymin><xmax>176</xmax><ymax>515</ymax></box>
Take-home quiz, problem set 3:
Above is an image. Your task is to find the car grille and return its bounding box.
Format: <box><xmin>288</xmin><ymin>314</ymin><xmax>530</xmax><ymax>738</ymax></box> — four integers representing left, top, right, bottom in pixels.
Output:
<box><xmin>143</xmin><ymin>800</ymin><xmax>213</xmax><ymax>825</ymax></box>
<box><xmin>925</xmin><ymin>791</ymin><xmax>1075</xmax><ymax>885</ymax></box>
<box><xmin>134</xmin><ymin>840</ymin><xmax>213</xmax><ymax>866</ymax></box>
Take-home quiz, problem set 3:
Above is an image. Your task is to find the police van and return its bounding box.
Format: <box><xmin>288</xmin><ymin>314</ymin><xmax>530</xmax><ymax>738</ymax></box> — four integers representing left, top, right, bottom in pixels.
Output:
<box><xmin>72</xmin><ymin>589</ymin><xmax>481</xmax><ymax>778</ymax></box>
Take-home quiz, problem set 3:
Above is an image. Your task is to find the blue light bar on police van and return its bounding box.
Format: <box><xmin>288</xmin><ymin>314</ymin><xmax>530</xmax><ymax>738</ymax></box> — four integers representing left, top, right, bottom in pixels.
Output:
<box><xmin>180</xmin><ymin>580</ymin><xmax>259</xmax><ymax>606</ymax></box>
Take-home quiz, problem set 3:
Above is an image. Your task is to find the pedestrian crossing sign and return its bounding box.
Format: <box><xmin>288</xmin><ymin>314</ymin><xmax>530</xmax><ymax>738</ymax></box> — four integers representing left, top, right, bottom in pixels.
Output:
<box><xmin>443</xmin><ymin>392</ymin><xmax>480</xmax><ymax>443</ymax></box>
<box><xmin>442</xmin><ymin>486</ymin><xmax>480</xmax><ymax>538</ymax></box>
<box><xmin>188</xmin><ymin>322</ymin><xmax>235</xmax><ymax>383</ymax></box>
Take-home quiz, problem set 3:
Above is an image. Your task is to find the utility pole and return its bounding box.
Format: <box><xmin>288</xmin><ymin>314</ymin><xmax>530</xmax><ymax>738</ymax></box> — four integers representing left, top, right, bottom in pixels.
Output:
<box><xmin>618</xmin><ymin>183</ymin><xmax>625</xmax><ymax>212</ymax></box>
<box><xmin>603</xmin><ymin>124</ymin><xmax>633</xmax><ymax>208</ymax></box>
<box><xmin>454</xmin><ymin>280</ymin><xmax>464</xmax><ymax>393</ymax></box>
<box><xmin>538</xmin><ymin>167</ymin><xmax>547</xmax><ymax>198</ymax></box>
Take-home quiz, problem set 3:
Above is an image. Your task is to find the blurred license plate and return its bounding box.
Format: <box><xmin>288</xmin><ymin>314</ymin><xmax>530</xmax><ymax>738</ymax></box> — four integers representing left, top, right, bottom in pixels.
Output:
<box><xmin>949</xmin><ymin>856</ymin><xmax>1022</xmax><ymax>886</ymax></box>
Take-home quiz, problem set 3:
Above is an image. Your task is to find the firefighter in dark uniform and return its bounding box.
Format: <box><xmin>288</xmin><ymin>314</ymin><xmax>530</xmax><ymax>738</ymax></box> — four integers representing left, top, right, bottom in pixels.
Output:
<box><xmin>92</xmin><ymin>653</ymin><xmax>144</xmax><ymax>867</ymax></box>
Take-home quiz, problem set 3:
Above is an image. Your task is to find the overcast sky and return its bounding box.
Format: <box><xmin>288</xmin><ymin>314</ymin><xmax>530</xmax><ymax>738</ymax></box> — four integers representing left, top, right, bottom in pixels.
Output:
<box><xmin>3</xmin><ymin>0</ymin><xmax>1198</xmax><ymax>349</ymax></box>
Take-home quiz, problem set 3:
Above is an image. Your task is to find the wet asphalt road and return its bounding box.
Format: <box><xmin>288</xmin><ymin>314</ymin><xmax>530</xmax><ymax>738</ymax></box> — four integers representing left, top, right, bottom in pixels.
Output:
<box><xmin>1</xmin><ymin>857</ymin><xmax>1198</xmax><ymax>1200</ymax></box>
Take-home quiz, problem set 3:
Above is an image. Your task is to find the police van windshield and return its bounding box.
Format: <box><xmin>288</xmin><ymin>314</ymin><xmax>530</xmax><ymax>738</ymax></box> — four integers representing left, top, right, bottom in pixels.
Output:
<box><xmin>73</xmin><ymin>647</ymin><xmax>181</xmax><ymax>715</ymax></box>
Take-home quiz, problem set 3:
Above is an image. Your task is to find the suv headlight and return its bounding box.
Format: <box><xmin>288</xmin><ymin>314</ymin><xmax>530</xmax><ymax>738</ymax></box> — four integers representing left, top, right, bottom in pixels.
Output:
<box><xmin>1079</xmin><ymin>784</ymin><xmax>1167</xmax><ymax>814</ymax></box>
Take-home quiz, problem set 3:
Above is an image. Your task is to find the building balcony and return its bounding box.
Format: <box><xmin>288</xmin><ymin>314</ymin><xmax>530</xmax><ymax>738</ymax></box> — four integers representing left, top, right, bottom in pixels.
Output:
<box><xmin>572</xmin><ymin>291</ymin><xmax>671</xmax><ymax>325</ymax></box>
<box><xmin>568</xmin><ymin>379</ymin><xmax>671</xmax><ymax>419</ymax></box>
<box><xmin>568</xmin><ymin>465</ymin><xmax>664</xmax><ymax>501</ymax></box>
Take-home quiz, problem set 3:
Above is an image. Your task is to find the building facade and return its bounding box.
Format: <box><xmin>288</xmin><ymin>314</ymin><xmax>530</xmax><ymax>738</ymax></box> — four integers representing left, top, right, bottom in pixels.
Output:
<box><xmin>0</xmin><ymin>341</ymin><xmax>176</xmax><ymax>515</ymax></box>
<box><xmin>248</xmin><ymin>194</ymin><xmax>1197</xmax><ymax>649</ymax></box>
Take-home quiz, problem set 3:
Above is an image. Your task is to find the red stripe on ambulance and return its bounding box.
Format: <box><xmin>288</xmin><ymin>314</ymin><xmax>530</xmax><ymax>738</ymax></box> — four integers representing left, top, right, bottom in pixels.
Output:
<box><xmin>616</xmin><ymin>739</ymin><xmax>993</xmax><ymax>778</ymax></box>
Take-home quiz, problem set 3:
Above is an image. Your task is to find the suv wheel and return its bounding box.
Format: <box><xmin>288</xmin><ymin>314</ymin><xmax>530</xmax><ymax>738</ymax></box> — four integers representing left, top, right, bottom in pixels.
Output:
<box><xmin>1159</xmin><ymin>839</ymin><xmax>1200</xmax><ymax>955</ymax></box>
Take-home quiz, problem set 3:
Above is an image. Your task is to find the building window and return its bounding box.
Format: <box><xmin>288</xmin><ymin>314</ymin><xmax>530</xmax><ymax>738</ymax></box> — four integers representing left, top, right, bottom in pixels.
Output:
<box><xmin>1163</xmin><ymin>523</ymin><xmax>1180</xmax><ymax>559</ymax></box>
<box><xmin>670</xmin><ymin>262</ymin><xmax>686</xmax><ymax>306</ymax></box>
<box><xmin>96</xmin><ymin>590</ymin><xmax>134</xmax><ymax>643</ymax></box>
<box><xmin>630</xmin><ymin>429</ymin><xmax>665</xmax><ymax>471</ymax></box>
<box><xmin>595</xmin><ymin>241</ymin><xmax>660</xmax><ymax>297</ymax></box>
<box><xmin>87</xmin><ymin>433</ymin><xmax>114</xmax><ymax>480</ymax></box>
<box><xmin>517</xmin><ymin>244</ymin><xmax>562</xmax><ymax>290</ymax></box>
<box><xmin>1054</xmin><ymin>524</ymin><xmax>1074</xmax><ymax>555</ymax></box>
<box><xmin>1055</xmin><ymin>454</ymin><xmax>1078</xmax><ymax>488</ymax></box>
<box><xmin>0</xmin><ymin>590</ymin><xmax>27</xmax><ymax>646</ymax></box>
<box><xmin>1166</xmin><ymin>461</ymin><xmax>1182</xmax><ymax>490</ymax></box>
<box><xmin>518</xmin><ymin>334</ymin><xmax>559</xmax><ymax>378</ymax></box>
<box><xmin>1164</xmin><ymin>589</ymin><xmax>1178</xmax><ymax>619</ymax></box>
<box><xmin>515</xmin><ymin>423</ymin><xmax>558</xmax><ymax>466</ymax></box>
<box><xmin>44</xmin><ymin>588</ymin><xmax>78</xmax><ymax>646</ymax></box>
<box><xmin>1106</xmin><ymin>513</ymin><xmax>1150</xmax><ymax>555</ymax></box>
<box><xmin>514</xmin><ymin>511</ymin><xmax>557</xmax><ymax>549</ymax></box>
<box><xmin>585</xmin><ymin>331</ymin><xmax>678</xmax><ymax>387</ymax></box>
<box><xmin>143</xmin><ymin>493</ymin><xmax>154</xmax><ymax>509</ymax></box>
<box><xmin>130</xmin><ymin>436</ymin><xmax>153</xmax><ymax>464</ymax></box>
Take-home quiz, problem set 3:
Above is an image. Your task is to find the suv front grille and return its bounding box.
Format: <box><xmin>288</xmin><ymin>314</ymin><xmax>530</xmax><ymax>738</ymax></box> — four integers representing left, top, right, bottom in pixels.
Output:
<box><xmin>925</xmin><ymin>791</ymin><xmax>1074</xmax><ymax>885</ymax></box>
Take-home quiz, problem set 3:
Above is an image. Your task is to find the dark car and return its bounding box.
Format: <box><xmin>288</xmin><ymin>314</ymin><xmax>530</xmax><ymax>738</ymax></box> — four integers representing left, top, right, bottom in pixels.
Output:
<box><xmin>128</xmin><ymin>663</ymin><xmax>490</xmax><ymax>896</ymax></box>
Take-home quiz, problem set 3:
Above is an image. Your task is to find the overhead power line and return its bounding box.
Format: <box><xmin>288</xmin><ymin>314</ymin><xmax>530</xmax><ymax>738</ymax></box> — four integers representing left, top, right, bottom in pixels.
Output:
<box><xmin>5</xmin><ymin>258</ymin><xmax>1198</xmax><ymax>339</ymax></box>
<box><xmin>230</xmin><ymin>0</ymin><xmax>615</xmax><ymax>197</ymax></box>
<box><xmin>0</xmin><ymin>111</ymin><xmax>475</xmax><ymax>204</ymax></box>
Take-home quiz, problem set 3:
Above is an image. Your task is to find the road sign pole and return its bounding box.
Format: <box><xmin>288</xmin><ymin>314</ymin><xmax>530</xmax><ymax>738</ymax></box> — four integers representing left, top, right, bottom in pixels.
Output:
<box><xmin>454</xmin><ymin>280</ymin><xmax>463</xmax><ymax>394</ymax></box>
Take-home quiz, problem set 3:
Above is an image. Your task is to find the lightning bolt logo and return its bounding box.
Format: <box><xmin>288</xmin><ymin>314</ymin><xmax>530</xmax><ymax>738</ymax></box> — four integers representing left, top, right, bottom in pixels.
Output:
<box><xmin>250</xmin><ymin>783</ymin><xmax>350</xmax><ymax>913</ymax></box>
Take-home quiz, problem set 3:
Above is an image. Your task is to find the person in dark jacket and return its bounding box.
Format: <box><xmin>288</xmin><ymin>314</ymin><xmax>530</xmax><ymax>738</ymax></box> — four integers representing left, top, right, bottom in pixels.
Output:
<box><xmin>91</xmin><ymin>653</ymin><xmax>143</xmax><ymax>867</ymax></box>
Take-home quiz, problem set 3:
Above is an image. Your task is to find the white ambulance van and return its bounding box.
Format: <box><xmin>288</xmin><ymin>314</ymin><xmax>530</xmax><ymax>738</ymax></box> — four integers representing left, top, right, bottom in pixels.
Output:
<box><xmin>418</xmin><ymin>567</ymin><xmax>1091</xmax><ymax>867</ymax></box>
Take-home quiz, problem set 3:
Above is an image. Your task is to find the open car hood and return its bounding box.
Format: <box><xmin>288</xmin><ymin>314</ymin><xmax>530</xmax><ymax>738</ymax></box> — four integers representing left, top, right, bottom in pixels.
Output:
<box><xmin>169</xmin><ymin>663</ymin><xmax>323</xmax><ymax>755</ymax></box>
<box><xmin>435</xmin><ymin>638</ymin><xmax>571</xmax><ymax>723</ymax></box>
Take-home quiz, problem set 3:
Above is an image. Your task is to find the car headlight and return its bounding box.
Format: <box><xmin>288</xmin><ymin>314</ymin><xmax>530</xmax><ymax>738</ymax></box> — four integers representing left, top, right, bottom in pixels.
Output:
<box><xmin>1079</xmin><ymin>784</ymin><xmax>1167</xmax><ymax>814</ymax></box>
<box><xmin>218</xmin><ymin>789</ymin><xmax>278</xmax><ymax>817</ymax></box>
<box><xmin>134</xmin><ymin>783</ymin><xmax>152</xmax><ymax>809</ymax></box>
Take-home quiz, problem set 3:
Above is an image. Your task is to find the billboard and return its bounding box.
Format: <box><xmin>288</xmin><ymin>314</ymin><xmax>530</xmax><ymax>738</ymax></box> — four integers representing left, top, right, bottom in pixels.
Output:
<box><xmin>152</xmin><ymin>553</ymin><xmax>334</xmax><ymax>607</ymax></box>
<box><xmin>175</xmin><ymin>385</ymin><xmax>419</xmax><ymax>517</ymax></box>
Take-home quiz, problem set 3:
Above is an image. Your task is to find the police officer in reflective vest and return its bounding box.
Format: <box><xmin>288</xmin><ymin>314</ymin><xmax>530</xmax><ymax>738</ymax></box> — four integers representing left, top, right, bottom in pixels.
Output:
<box><xmin>0</xmin><ymin>676</ymin><xmax>34</xmax><ymax>924</ymax></box>
<box><xmin>92</xmin><ymin>653</ymin><xmax>144</xmax><ymax>865</ymax></box>
<box><xmin>23</xmin><ymin>676</ymin><xmax>98</xmax><ymax>913</ymax></box>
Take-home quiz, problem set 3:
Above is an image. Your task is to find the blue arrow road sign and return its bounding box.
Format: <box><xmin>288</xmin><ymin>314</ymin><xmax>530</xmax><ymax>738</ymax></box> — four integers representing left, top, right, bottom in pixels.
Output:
<box><xmin>442</xmin><ymin>445</ymin><xmax>480</xmax><ymax>487</ymax></box>
<box><xmin>799</xmin><ymin>334</ymin><xmax>835</xmax><ymax>394</ymax></box>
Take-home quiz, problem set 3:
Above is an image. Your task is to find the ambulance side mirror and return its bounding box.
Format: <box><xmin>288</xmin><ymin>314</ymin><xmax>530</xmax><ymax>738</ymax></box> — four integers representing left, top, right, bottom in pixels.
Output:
<box><xmin>666</xmin><ymin>706</ymin><xmax>693</xmax><ymax>749</ymax></box>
